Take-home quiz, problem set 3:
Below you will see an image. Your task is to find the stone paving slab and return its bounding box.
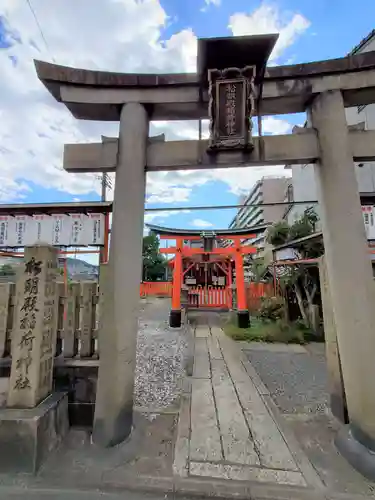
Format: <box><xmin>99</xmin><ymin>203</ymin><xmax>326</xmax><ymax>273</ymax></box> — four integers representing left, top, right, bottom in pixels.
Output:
<box><xmin>195</xmin><ymin>325</ymin><xmax>210</xmax><ymax>338</ymax></box>
<box><xmin>211</xmin><ymin>358</ymin><xmax>259</xmax><ymax>466</ymax></box>
<box><xmin>190</xmin><ymin>378</ymin><xmax>222</xmax><ymax>462</ymax></box>
<box><xmin>193</xmin><ymin>337</ymin><xmax>210</xmax><ymax>379</ymax></box>
<box><xmin>174</xmin><ymin>318</ymin><xmax>334</xmax><ymax>488</ymax></box>
<box><xmin>174</xmin><ymin>320</ymin><xmax>316</xmax><ymax>487</ymax></box>
<box><xmin>207</xmin><ymin>336</ymin><xmax>222</xmax><ymax>360</ymax></box>
<box><xmin>240</xmin><ymin>341</ymin><xmax>308</xmax><ymax>353</ymax></box>
<box><xmin>189</xmin><ymin>461</ymin><xmax>307</xmax><ymax>486</ymax></box>
<box><xmin>214</xmin><ymin>330</ymin><xmax>299</xmax><ymax>471</ymax></box>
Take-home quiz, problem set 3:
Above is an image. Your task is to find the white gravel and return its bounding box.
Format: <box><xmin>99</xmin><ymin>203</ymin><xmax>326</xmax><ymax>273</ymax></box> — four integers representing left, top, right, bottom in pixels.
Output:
<box><xmin>134</xmin><ymin>299</ymin><xmax>189</xmax><ymax>409</ymax></box>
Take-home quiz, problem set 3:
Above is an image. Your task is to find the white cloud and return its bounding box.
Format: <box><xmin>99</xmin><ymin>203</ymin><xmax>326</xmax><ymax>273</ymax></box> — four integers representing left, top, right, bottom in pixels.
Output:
<box><xmin>262</xmin><ymin>117</ymin><xmax>292</xmax><ymax>135</ymax></box>
<box><xmin>201</xmin><ymin>0</ymin><xmax>221</xmax><ymax>12</ymax></box>
<box><xmin>0</xmin><ymin>1</ymin><xmax>301</xmax><ymax>207</ymax></box>
<box><xmin>191</xmin><ymin>218</ymin><xmax>213</xmax><ymax>228</ymax></box>
<box><xmin>209</xmin><ymin>165</ymin><xmax>291</xmax><ymax>196</ymax></box>
<box><xmin>228</xmin><ymin>3</ymin><xmax>310</xmax><ymax>61</ymax></box>
<box><xmin>0</xmin><ymin>0</ymin><xmax>197</xmax><ymax>201</ymax></box>
<box><xmin>144</xmin><ymin>209</ymin><xmax>190</xmax><ymax>225</ymax></box>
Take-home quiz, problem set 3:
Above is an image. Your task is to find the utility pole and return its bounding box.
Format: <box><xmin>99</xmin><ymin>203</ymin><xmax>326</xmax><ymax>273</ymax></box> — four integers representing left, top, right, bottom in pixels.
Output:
<box><xmin>101</xmin><ymin>172</ymin><xmax>106</xmax><ymax>202</ymax></box>
<box><xmin>99</xmin><ymin>173</ymin><xmax>112</xmax><ymax>264</ymax></box>
<box><xmin>99</xmin><ymin>173</ymin><xmax>106</xmax><ymax>265</ymax></box>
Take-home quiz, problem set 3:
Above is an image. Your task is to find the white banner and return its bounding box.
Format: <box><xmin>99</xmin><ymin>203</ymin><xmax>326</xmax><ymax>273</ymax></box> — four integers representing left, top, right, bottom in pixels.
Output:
<box><xmin>0</xmin><ymin>216</ymin><xmax>11</xmax><ymax>247</ymax></box>
<box><xmin>30</xmin><ymin>214</ymin><xmax>54</xmax><ymax>245</ymax></box>
<box><xmin>362</xmin><ymin>206</ymin><xmax>375</xmax><ymax>240</ymax></box>
<box><xmin>89</xmin><ymin>214</ymin><xmax>104</xmax><ymax>246</ymax></box>
<box><xmin>70</xmin><ymin>214</ymin><xmax>89</xmax><ymax>246</ymax></box>
<box><xmin>7</xmin><ymin>216</ymin><xmax>27</xmax><ymax>247</ymax></box>
<box><xmin>0</xmin><ymin>213</ymin><xmax>105</xmax><ymax>248</ymax></box>
<box><xmin>51</xmin><ymin>214</ymin><xmax>71</xmax><ymax>246</ymax></box>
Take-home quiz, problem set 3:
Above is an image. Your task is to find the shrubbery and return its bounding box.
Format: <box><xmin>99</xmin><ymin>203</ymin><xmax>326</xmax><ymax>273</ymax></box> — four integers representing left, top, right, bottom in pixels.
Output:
<box><xmin>258</xmin><ymin>296</ymin><xmax>285</xmax><ymax>321</ymax></box>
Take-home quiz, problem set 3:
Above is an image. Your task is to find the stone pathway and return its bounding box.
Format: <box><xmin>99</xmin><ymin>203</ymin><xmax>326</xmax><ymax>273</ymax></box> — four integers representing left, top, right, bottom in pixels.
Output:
<box><xmin>173</xmin><ymin>322</ymin><xmax>316</xmax><ymax>487</ymax></box>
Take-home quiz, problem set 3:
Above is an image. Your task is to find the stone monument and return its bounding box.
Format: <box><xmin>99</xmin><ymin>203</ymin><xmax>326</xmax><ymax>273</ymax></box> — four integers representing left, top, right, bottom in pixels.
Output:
<box><xmin>0</xmin><ymin>245</ymin><xmax>69</xmax><ymax>473</ymax></box>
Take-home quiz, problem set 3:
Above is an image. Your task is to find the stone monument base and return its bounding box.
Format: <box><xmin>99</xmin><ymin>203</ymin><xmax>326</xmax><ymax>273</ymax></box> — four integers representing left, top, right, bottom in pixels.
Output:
<box><xmin>0</xmin><ymin>391</ymin><xmax>69</xmax><ymax>473</ymax></box>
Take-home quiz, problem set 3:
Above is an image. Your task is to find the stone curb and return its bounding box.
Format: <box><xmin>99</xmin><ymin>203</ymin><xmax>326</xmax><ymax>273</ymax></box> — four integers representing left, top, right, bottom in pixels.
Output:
<box><xmin>1</xmin><ymin>474</ymin><xmax>371</xmax><ymax>500</ymax></box>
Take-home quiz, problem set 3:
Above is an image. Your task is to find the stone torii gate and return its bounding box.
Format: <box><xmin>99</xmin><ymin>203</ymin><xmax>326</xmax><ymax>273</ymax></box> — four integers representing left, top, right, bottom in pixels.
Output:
<box><xmin>35</xmin><ymin>34</ymin><xmax>375</xmax><ymax>477</ymax></box>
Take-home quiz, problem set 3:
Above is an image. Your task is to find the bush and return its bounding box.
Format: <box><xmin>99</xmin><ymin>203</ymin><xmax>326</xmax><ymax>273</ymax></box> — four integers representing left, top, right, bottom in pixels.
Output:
<box><xmin>262</xmin><ymin>319</ymin><xmax>305</xmax><ymax>344</ymax></box>
<box><xmin>294</xmin><ymin>318</ymin><xmax>324</xmax><ymax>342</ymax></box>
<box><xmin>223</xmin><ymin>317</ymin><xmax>306</xmax><ymax>344</ymax></box>
<box><xmin>258</xmin><ymin>296</ymin><xmax>285</xmax><ymax>321</ymax></box>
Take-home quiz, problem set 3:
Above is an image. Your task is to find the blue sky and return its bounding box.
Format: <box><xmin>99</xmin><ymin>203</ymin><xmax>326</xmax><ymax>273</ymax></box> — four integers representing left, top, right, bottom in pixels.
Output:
<box><xmin>0</xmin><ymin>0</ymin><xmax>374</xmax><ymax>264</ymax></box>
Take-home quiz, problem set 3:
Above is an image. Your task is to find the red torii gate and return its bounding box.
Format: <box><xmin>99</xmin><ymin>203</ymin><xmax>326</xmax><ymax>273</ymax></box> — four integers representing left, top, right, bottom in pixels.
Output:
<box><xmin>159</xmin><ymin>233</ymin><xmax>257</xmax><ymax>328</ymax></box>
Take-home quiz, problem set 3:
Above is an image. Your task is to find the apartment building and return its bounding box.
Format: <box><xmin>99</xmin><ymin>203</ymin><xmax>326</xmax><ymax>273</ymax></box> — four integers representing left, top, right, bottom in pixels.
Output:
<box><xmin>228</xmin><ymin>176</ymin><xmax>289</xmax><ymax>250</ymax></box>
<box><xmin>284</xmin><ymin>29</ymin><xmax>375</xmax><ymax>241</ymax></box>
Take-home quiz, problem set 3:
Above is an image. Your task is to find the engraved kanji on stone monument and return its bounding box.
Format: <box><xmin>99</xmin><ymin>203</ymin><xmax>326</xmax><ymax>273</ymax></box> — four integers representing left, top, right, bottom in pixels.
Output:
<box><xmin>80</xmin><ymin>281</ymin><xmax>96</xmax><ymax>357</ymax></box>
<box><xmin>7</xmin><ymin>245</ymin><xmax>58</xmax><ymax>408</ymax></box>
<box><xmin>0</xmin><ymin>282</ymin><xmax>14</xmax><ymax>358</ymax></box>
<box><xmin>208</xmin><ymin>66</ymin><xmax>255</xmax><ymax>152</ymax></box>
<box><xmin>62</xmin><ymin>282</ymin><xmax>80</xmax><ymax>358</ymax></box>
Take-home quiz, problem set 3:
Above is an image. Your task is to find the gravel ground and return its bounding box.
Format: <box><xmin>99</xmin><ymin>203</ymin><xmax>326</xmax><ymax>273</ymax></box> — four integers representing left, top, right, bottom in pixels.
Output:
<box><xmin>0</xmin><ymin>298</ymin><xmax>189</xmax><ymax>412</ymax></box>
<box><xmin>243</xmin><ymin>343</ymin><xmax>329</xmax><ymax>414</ymax></box>
<box><xmin>134</xmin><ymin>298</ymin><xmax>189</xmax><ymax>409</ymax></box>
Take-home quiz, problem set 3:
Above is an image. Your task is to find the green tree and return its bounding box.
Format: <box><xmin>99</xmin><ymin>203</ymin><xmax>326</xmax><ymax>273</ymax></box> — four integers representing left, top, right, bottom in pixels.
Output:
<box><xmin>247</xmin><ymin>256</ymin><xmax>269</xmax><ymax>282</ymax></box>
<box><xmin>266</xmin><ymin>208</ymin><xmax>324</xmax><ymax>333</ymax></box>
<box><xmin>142</xmin><ymin>232</ymin><xmax>167</xmax><ymax>281</ymax></box>
<box><xmin>0</xmin><ymin>264</ymin><xmax>15</xmax><ymax>276</ymax></box>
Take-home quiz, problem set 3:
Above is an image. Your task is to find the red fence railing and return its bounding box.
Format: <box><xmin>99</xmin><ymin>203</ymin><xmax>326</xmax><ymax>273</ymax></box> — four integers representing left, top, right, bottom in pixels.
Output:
<box><xmin>247</xmin><ymin>282</ymin><xmax>274</xmax><ymax>312</ymax></box>
<box><xmin>187</xmin><ymin>286</ymin><xmax>232</xmax><ymax>309</ymax></box>
<box><xmin>140</xmin><ymin>282</ymin><xmax>172</xmax><ymax>297</ymax></box>
<box><xmin>140</xmin><ymin>281</ymin><xmax>276</xmax><ymax>313</ymax></box>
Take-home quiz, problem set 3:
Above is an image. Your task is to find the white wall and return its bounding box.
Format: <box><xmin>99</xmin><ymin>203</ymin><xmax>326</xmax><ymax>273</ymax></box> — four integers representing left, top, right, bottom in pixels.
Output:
<box><xmin>288</xmin><ymin>34</ymin><xmax>375</xmax><ymax>217</ymax></box>
<box><xmin>286</xmin><ymin>164</ymin><xmax>321</xmax><ymax>226</ymax></box>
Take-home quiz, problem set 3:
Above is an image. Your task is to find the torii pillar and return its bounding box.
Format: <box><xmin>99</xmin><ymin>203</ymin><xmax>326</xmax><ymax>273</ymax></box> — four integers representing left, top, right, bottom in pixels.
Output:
<box><xmin>170</xmin><ymin>238</ymin><xmax>183</xmax><ymax>328</ymax></box>
<box><xmin>311</xmin><ymin>90</ymin><xmax>375</xmax><ymax>479</ymax></box>
<box><xmin>232</xmin><ymin>237</ymin><xmax>250</xmax><ymax>328</ymax></box>
<box><xmin>93</xmin><ymin>103</ymin><xmax>149</xmax><ymax>446</ymax></box>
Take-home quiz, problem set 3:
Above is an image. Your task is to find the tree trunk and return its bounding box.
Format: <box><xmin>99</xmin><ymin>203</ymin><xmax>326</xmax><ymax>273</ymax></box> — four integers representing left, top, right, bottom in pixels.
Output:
<box><xmin>304</xmin><ymin>282</ymin><xmax>318</xmax><ymax>332</ymax></box>
<box><xmin>294</xmin><ymin>283</ymin><xmax>309</xmax><ymax>325</ymax></box>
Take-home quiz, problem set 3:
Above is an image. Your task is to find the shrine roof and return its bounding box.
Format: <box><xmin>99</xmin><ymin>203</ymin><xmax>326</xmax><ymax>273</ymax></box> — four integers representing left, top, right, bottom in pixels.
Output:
<box><xmin>197</xmin><ymin>34</ymin><xmax>278</xmax><ymax>85</ymax></box>
<box><xmin>34</xmin><ymin>50</ymin><xmax>375</xmax><ymax>91</ymax></box>
<box><xmin>272</xmin><ymin>232</ymin><xmax>323</xmax><ymax>251</ymax></box>
<box><xmin>0</xmin><ymin>201</ymin><xmax>112</xmax><ymax>216</ymax></box>
<box><xmin>34</xmin><ymin>47</ymin><xmax>375</xmax><ymax>120</ymax></box>
<box><xmin>146</xmin><ymin>223</ymin><xmax>270</xmax><ymax>237</ymax></box>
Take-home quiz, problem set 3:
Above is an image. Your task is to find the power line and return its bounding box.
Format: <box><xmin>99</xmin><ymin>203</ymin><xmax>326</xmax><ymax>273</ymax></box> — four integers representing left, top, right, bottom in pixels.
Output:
<box><xmin>144</xmin><ymin>200</ymin><xmax>318</xmax><ymax>213</ymax></box>
<box><xmin>25</xmin><ymin>0</ymin><xmax>56</xmax><ymax>63</ymax></box>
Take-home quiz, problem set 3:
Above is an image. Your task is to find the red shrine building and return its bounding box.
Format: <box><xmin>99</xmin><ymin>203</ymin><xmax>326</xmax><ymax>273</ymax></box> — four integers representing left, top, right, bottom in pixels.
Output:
<box><xmin>147</xmin><ymin>224</ymin><xmax>268</xmax><ymax>328</ymax></box>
